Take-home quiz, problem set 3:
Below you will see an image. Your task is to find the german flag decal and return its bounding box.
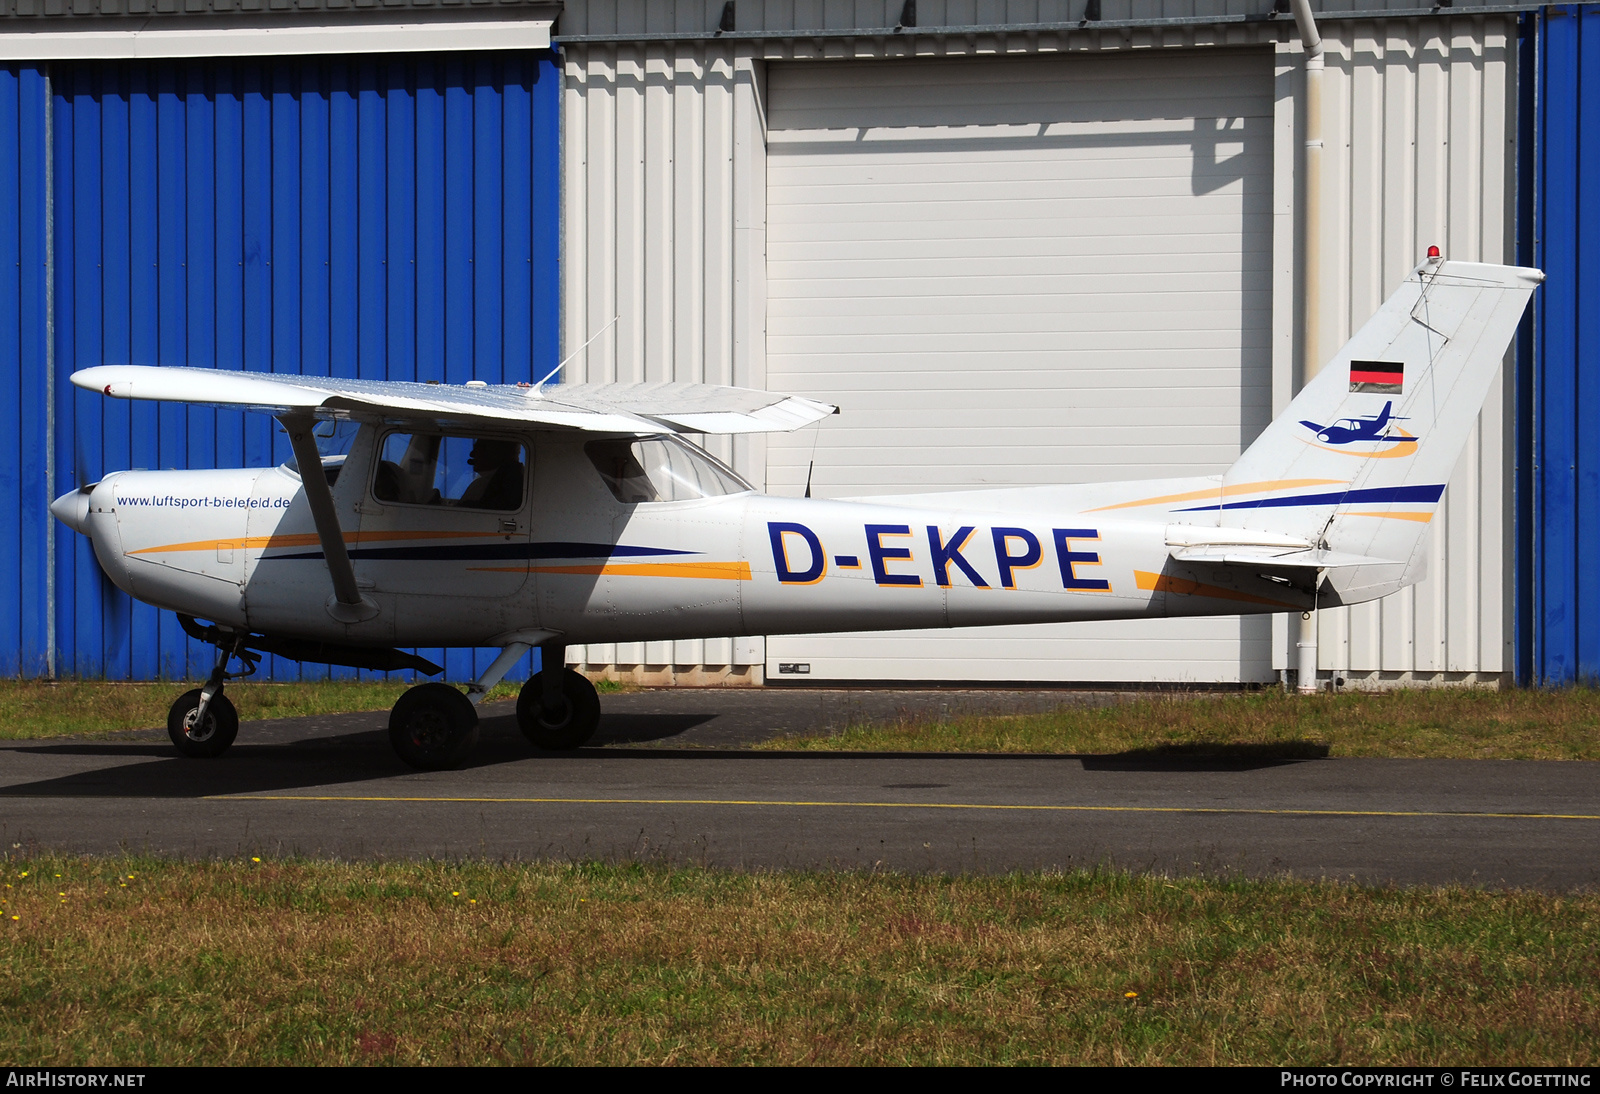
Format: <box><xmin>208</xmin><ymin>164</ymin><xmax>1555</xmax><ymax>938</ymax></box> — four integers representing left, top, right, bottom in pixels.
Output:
<box><xmin>1350</xmin><ymin>360</ymin><xmax>1403</xmax><ymax>394</ymax></box>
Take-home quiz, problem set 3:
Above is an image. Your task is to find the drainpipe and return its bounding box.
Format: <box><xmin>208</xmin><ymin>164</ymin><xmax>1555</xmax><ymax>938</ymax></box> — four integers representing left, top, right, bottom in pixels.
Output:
<box><xmin>1292</xmin><ymin>0</ymin><xmax>1324</xmax><ymax>695</ymax></box>
<box><xmin>43</xmin><ymin>65</ymin><xmax>56</xmax><ymax>681</ymax></box>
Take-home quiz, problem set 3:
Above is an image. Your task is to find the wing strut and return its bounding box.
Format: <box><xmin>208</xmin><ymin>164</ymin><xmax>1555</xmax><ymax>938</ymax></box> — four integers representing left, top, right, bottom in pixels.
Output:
<box><xmin>281</xmin><ymin>415</ymin><xmax>378</xmax><ymax>623</ymax></box>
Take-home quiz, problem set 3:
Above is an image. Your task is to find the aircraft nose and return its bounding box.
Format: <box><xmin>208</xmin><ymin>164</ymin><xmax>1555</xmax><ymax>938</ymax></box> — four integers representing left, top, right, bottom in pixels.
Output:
<box><xmin>50</xmin><ymin>486</ymin><xmax>94</xmax><ymax>535</ymax></box>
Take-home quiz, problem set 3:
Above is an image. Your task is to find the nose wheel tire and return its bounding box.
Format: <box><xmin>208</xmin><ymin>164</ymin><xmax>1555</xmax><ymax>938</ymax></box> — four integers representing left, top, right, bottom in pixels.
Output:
<box><xmin>167</xmin><ymin>689</ymin><xmax>240</xmax><ymax>758</ymax></box>
<box><xmin>389</xmin><ymin>683</ymin><xmax>480</xmax><ymax>770</ymax></box>
<box><xmin>518</xmin><ymin>669</ymin><xmax>601</xmax><ymax>751</ymax></box>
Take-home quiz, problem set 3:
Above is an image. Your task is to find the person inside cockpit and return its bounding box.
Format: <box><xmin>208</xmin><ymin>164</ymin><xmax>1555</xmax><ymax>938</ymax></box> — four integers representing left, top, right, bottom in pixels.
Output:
<box><xmin>457</xmin><ymin>438</ymin><xmax>524</xmax><ymax>510</ymax></box>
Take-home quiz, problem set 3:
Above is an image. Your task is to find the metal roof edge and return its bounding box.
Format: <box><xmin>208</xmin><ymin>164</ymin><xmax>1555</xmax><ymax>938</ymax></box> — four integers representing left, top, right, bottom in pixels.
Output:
<box><xmin>0</xmin><ymin>0</ymin><xmax>559</xmax><ymax>22</ymax></box>
<box><xmin>553</xmin><ymin>2</ymin><xmax>1593</xmax><ymax>45</ymax></box>
<box><xmin>0</xmin><ymin>16</ymin><xmax>554</xmax><ymax>58</ymax></box>
<box><xmin>0</xmin><ymin>1</ymin><xmax>561</xmax><ymax>57</ymax></box>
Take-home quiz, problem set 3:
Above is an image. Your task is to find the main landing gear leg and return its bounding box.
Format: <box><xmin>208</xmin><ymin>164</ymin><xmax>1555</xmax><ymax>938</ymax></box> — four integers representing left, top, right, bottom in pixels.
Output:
<box><xmin>388</xmin><ymin>636</ymin><xmax>537</xmax><ymax>771</ymax></box>
<box><xmin>388</xmin><ymin>640</ymin><xmax>529</xmax><ymax>771</ymax></box>
<box><xmin>517</xmin><ymin>643</ymin><xmax>601</xmax><ymax>751</ymax></box>
<box><xmin>465</xmin><ymin>641</ymin><xmax>533</xmax><ymax>706</ymax></box>
<box><xmin>386</xmin><ymin>640</ymin><xmax>533</xmax><ymax>771</ymax></box>
<box><xmin>388</xmin><ymin>679</ymin><xmax>480</xmax><ymax>771</ymax></box>
<box><xmin>167</xmin><ymin>642</ymin><xmax>252</xmax><ymax>759</ymax></box>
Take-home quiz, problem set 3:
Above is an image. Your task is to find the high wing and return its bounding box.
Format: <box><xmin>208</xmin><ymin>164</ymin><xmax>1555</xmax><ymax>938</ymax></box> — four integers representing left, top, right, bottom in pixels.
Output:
<box><xmin>70</xmin><ymin>365</ymin><xmax>838</xmax><ymax>435</ymax></box>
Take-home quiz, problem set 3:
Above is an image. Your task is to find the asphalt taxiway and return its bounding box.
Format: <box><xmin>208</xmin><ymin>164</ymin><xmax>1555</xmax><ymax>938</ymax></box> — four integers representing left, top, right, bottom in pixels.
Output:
<box><xmin>0</xmin><ymin>687</ymin><xmax>1595</xmax><ymax>889</ymax></box>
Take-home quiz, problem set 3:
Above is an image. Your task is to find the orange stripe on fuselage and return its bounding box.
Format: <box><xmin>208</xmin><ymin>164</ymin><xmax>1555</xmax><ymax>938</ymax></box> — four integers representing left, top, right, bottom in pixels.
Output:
<box><xmin>1342</xmin><ymin>510</ymin><xmax>1435</xmax><ymax>523</ymax></box>
<box><xmin>472</xmin><ymin>561</ymin><xmax>753</xmax><ymax>581</ymax></box>
<box><xmin>1134</xmin><ymin>569</ymin><xmax>1300</xmax><ymax>609</ymax></box>
<box><xmin>1085</xmin><ymin>479</ymin><xmax>1346</xmax><ymax>513</ymax></box>
<box><xmin>130</xmin><ymin>529</ymin><xmax>508</xmax><ymax>556</ymax></box>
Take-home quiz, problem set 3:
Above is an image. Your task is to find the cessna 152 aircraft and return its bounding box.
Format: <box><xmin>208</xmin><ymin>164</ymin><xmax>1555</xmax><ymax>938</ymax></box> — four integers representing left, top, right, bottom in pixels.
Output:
<box><xmin>50</xmin><ymin>255</ymin><xmax>1540</xmax><ymax>770</ymax></box>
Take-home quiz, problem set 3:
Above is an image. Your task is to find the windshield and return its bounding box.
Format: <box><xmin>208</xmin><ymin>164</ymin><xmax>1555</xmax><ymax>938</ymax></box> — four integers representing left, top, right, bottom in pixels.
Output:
<box><xmin>586</xmin><ymin>436</ymin><xmax>752</xmax><ymax>503</ymax></box>
<box><xmin>281</xmin><ymin>420</ymin><xmax>361</xmax><ymax>482</ymax></box>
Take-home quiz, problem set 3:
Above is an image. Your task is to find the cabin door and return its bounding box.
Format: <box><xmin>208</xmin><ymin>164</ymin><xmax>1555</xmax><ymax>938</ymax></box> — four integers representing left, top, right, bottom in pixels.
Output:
<box><xmin>353</xmin><ymin>430</ymin><xmax>533</xmax><ymax>630</ymax></box>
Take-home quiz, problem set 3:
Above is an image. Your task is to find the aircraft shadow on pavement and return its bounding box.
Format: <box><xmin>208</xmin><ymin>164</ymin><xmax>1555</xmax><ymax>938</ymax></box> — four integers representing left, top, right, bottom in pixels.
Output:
<box><xmin>0</xmin><ymin>712</ymin><xmax>1326</xmax><ymax>799</ymax></box>
<box><xmin>588</xmin><ymin>712</ymin><xmax>718</xmax><ymax>745</ymax></box>
<box><xmin>1078</xmin><ymin>741</ymin><xmax>1331</xmax><ymax>771</ymax></box>
<box><xmin>583</xmin><ymin>740</ymin><xmax>1330</xmax><ymax>771</ymax></box>
<box><xmin>0</xmin><ymin>710</ymin><xmax>723</xmax><ymax>800</ymax></box>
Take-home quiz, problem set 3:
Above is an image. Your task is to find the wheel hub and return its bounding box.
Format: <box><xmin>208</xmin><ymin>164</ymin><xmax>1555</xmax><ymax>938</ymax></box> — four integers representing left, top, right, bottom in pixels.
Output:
<box><xmin>536</xmin><ymin>698</ymin><xmax>572</xmax><ymax>731</ymax></box>
<box><xmin>407</xmin><ymin>710</ymin><xmax>453</xmax><ymax>749</ymax></box>
<box><xmin>182</xmin><ymin>709</ymin><xmax>216</xmax><ymax>743</ymax></box>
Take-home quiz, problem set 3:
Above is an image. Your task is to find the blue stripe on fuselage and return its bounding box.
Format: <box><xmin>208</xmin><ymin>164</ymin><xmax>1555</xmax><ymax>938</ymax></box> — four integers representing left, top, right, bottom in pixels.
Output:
<box><xmin>1176</xmin><ymin>484</ymin><xmax>1446</xmax><ymax>512</ymax></box>
<box><xmin>264</xmin><ymin>541</ymin><xmax>697</xmax><ymax>563</ymax></box>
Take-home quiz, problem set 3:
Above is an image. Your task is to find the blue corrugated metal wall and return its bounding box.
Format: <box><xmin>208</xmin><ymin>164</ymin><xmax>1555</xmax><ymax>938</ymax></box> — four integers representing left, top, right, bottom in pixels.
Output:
<box><xmin>0</xmin><ymin>52</ymin><xmax>559</xmax><ymax>681</ymax></box>
<box><xmin>1523</xmin><ymin>6</ymin><xmax>1600</xmax><ymax>683</ymax></box>
<box><xmin>0</xmin><ymin>65</ymin><xmax>53</xmax><ymax>678</ymax></box>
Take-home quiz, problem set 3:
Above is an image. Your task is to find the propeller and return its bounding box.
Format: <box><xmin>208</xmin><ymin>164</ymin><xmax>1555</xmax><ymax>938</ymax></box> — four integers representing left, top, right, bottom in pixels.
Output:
<box><xmin>72</xmin><ymin>397</ymin><xmax>88</xmax><ymax>494</ymax></box>
<box><xmin>72</xmin><ymin>394</ymin><xmax>132</xmax><ymax>669</ymax></box>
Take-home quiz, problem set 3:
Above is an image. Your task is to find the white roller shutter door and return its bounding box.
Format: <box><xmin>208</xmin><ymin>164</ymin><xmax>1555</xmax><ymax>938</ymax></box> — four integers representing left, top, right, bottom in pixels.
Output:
<box><xmin>763</xmin><ymin>50</ymin><xmax>1277</xmax><ymax>683</ymax></box>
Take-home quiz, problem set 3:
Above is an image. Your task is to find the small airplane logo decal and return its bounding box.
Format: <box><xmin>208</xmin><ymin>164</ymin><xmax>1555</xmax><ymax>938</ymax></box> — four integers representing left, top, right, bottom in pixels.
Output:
<box><xmin>1299</xmin><ymin>401</ymin><xmax>1417</xmax><ymax>458</ymax></box>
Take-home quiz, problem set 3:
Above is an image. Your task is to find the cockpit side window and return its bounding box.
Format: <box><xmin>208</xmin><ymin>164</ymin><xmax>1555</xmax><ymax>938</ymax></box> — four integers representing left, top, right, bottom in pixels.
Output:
<box><xmin>373</xmin><ymin>431</ymin><xmax>527</xmax><ymax>511</ymax></box>
<box><xmin>586</xmin><ymin>436</ymin><xmax>752</xmax><ymax>503</ymax></box>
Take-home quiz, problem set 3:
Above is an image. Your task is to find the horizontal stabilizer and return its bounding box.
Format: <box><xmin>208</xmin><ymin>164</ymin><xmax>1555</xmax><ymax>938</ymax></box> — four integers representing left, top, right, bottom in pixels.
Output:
<box><xmin>1170</xmin><ymin>546</ymin><xmax>1404</xmax><ymax>569</ymax></box>
<box><xmin>1165</xmin><ymin>526</ymin><xmax>1313</xmax><ymax>550</ymax></box>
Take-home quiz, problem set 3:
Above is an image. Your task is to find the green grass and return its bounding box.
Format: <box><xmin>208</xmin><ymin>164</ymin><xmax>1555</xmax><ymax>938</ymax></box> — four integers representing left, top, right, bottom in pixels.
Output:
<box><xmin>0</xmin><ymin>856</ymin><xmax>1595</xmax><ymax>1065</ymax></box>
<box><xmin>0</xmin><ymin>680</ymin><xmax>502</xmax><ymax>740</ymax></box>
<box><xmin>6</xmin><ymin>681</ymin><xmax>1600</xmax><ymax>760</ymax></box>
<box><xmin>759</xmin><ymin>686</ymin><xmax>1600</xmax><ymax>762</ymax></box>
<box><xmin>0</xmin><ymin>677</ymin><xmax>629</xmax><ymax>740</ymax></box>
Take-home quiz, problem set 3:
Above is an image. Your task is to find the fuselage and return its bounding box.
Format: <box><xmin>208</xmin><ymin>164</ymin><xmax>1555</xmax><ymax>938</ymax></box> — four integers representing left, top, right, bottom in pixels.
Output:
<box><xmin>54</xmin><ymin>423</ymin><xmax>1323</xmax><ymax>650</ymax></box>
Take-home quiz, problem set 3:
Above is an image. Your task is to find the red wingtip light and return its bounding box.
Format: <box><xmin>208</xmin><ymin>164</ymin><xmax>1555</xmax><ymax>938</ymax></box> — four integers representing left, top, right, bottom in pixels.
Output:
<box><xmin>1427</xmin><ymin>245</ymin><xmax>1441</xmax><ymax>259</ymax></box>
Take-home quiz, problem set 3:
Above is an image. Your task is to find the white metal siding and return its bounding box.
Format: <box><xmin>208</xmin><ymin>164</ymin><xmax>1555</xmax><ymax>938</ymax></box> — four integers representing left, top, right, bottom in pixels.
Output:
<box><xmin>558</xmin><ymin>12</ymin><xmax>1516</xmax><ymax>685</ymax></box>
<box><xmin>763</xmin><ymin>50</ymin><xmax>1277</xmax><ymax>682</ymax></box>
<box><xmin>1295</xmin><ymin>18</ymin><xmax>1516</xmax><ymax>680</ymax></box>
<box><xmin>560</xmin><ymin>40</ymin><xmax>760</xmax><ymax>671</ymax></box>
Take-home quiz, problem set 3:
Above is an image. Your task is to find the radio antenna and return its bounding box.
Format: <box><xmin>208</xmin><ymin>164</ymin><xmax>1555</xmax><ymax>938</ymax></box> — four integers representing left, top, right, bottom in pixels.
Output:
<box><xmin>803</xmin><ymin>418</ymin><xmax>823</xmax><ymax>498</ymax></box>
<box><xmin>531</xmin><ymin>315</ymin><xmax>619</xmax><ymax>395</ymax></box>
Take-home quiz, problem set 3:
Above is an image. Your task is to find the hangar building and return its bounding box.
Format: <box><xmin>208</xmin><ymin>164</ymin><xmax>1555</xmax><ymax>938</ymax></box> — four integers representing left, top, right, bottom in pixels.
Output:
<box><xmin>0</xmin><ymin>0</ymin><xmax>1595</xmax><ymax>688</ymax></box>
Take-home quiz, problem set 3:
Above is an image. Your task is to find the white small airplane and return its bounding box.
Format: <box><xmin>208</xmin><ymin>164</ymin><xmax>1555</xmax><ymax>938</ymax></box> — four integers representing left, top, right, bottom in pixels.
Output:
<box><xmin>51</xmin><ymin>254</ymin><xmax>1539</xmax><ymax>769</ymax></box>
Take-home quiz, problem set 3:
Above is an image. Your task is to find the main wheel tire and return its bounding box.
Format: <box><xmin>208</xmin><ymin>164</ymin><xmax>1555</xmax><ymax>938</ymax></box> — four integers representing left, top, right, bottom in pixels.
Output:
<box><xmin>167</xmin><ymin>689</ymin><xmax>240</xmax><ymax>759</ymax></box>
<box><xmin>517</xmin><ymin>669</ymin><xmax>601</xmax><ymax>751</ymax></box>
<box><xmin>388</xmin><ymin>683</ymin><xmax>480</xmax><ymax>770</ymax></box>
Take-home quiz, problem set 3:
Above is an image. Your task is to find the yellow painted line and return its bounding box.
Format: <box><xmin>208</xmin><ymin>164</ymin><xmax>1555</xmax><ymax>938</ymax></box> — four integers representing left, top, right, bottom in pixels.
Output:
<box><xmin>203</xmin><ymin>794</ymin><xmax>1600</xmax><ymax>821</ymax></box>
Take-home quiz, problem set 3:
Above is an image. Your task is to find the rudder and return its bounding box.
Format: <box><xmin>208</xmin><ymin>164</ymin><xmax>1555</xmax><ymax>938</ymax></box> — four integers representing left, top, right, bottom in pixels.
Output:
<box><xmin>1196</xmin><ymin>256</ymin><xmax>1540</xmax><ymax>602</ymax></box>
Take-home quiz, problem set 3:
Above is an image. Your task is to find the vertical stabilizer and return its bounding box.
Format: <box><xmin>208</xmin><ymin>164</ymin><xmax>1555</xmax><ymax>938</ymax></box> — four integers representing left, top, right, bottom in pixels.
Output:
<box><xmin>1183</xmin><ymin>257</ymin><xmax>1539</xmax><ymax>601</ymax></box>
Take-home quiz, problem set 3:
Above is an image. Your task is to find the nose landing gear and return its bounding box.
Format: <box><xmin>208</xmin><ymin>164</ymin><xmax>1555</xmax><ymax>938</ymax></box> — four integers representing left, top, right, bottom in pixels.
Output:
<box><xmin>168</xmin><ymin>688</ymin><xmax>240</xmax><ymax>758</ymax></box>
<box><xmin>166</xmin><ymin>641</ymin><xmax>256</xmax><ymax>758</ymax></box>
